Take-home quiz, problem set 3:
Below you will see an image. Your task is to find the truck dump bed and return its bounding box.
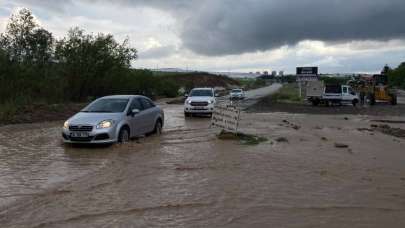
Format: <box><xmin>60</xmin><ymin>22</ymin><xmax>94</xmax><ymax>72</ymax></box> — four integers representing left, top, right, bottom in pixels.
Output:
<box><xmin>306</xmin><ymin>81</ymin><xmax>324</xmax><ymax>98</ymax></box>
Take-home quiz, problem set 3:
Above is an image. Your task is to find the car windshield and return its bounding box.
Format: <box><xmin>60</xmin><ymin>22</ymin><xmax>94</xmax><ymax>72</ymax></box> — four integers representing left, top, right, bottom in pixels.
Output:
<box><xmin>232</xmin><ymin>89</ymin><xmax>242</xmax><ymax>93</ymax></box>
<box><xmin>190</xmin><ymin>89</ymin><xmax>213</xmax><ymax>97</ymax></box>
<box><xmin>82</xmin><ymin>98</ymin><xmax>129</xmax><ymax>113</ymax></box>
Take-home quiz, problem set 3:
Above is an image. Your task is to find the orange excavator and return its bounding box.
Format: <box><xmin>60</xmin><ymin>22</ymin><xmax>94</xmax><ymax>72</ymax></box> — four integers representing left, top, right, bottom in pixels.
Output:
<box><xmin>349</xmin><ymin>66</ymin><xmax>397</xmax><ymax>105</ymax></box>
<box><xmin>367</xmin><ymin>65</ymin><xmax>397</xmax><ymax>105</ymax></box>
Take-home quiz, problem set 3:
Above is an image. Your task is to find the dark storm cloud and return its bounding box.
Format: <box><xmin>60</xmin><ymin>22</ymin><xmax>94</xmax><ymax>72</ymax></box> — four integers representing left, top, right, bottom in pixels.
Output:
<box><xmin>9</xmin><ymin>0</ymin><xmax>405</xmax><ymax>56</ymax></box>
<box><xmin>177</xmin><ymin>0</ymin><xmax>405</xmax><ymax>56</ymax></box>
<box><xmin>116</xmin><ymin>0</ymin><xmax>405</xmax><ymax>56</ymax></box>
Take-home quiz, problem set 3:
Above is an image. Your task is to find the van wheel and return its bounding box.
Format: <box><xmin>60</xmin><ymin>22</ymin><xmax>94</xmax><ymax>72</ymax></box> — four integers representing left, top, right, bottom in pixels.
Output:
<box><xmin>154</xmin><ymin>120</ymin><xmax>162</xmax><ymax>135</ymax></box>
<box><xmin>118</xmin><ymin>127</ymin><xmax>130</xmax><ymax>143</ymax></box>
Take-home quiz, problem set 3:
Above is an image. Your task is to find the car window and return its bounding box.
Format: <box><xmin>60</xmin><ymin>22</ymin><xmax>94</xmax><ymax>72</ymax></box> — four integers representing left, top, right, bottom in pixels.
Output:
<box><xmin>129</xmin><ymin>98</ymin><xmax>143</xmax><ymax>111</ymax></box>
<box><xmin>140</xmin><ymin>97</ymin><xmax>154</xmax><ymax>110</ymax></box>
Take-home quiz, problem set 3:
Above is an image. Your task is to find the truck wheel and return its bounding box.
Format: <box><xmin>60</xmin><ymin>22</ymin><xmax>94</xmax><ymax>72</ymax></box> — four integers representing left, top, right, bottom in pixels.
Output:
<box><xmin>311</xmin><ymin>99</ymin><xmax>320</xmax><ymax>106</ymax></box>
<box><xmin>368</xmin><ymin>94</ymin><xmax>376</xmax><ymax>105</ymax></box>
<box><xmin>390</xmin><ymin>94</ymin><xmax>397</xmax><ymax>105</ymax></box>
<box><xmin>352</xmin><ymin>99</ymin><xmax>359</xmax><ymax>107</ymax></box>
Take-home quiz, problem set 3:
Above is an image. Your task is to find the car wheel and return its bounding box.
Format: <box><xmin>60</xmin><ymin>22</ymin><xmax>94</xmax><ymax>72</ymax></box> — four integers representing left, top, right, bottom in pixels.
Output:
<box><xmin>118</xmin><ymin>127</ymin><xmax>130</xmax><ymax>143</ymax></box>
<box><xmin>154</xmin><ymin>120</ymin><xmax>162</xmax><ymax>136</ymax></box>
<box><xmin>184</xmin><ymin>112</ymin><xmax>191</xmax><ymax>117</ymax></box>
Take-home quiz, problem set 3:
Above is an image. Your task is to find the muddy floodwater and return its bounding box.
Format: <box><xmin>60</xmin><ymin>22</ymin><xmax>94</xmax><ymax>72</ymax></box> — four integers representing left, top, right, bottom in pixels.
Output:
<box><xmin>1</xmin><ymin>103</ymin><xmax>405</xmax><ymax>227</ymax></box>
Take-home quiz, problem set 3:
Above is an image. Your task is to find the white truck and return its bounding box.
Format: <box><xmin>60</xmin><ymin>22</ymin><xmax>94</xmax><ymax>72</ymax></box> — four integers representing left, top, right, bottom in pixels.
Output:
<box><xmin>306</xmin><ymin>81</ymin><xmax>359</xmax><ymax>106</ymax></box>
<box><xmin>184</xmin><ymin>88</ymin><xmax>217</xmax><ymax>117</ymax></box>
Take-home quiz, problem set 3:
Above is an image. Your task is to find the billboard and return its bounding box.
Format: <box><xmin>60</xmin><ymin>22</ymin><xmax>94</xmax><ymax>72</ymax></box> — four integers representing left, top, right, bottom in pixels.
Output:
<box><xmin>296</xmin><ymin>67</ymin><xmax>319</xmax><ymax>82</ymax></box>
<box><xmin>297</xmin><ymin>67</ymin><xmax>318</xmax><ymax>75</ymax></box>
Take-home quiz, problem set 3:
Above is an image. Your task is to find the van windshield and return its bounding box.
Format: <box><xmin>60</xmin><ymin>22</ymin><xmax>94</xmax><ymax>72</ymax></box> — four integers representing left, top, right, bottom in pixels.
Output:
<box><xmin>190</xmin><ymin>90</ymin><xmax>213</xmax><ymax>97</ymax></box>
<box><xmin>82</xmin><ymin>98</ymin><xmax>129</xmax><ymax>113</ymax></box>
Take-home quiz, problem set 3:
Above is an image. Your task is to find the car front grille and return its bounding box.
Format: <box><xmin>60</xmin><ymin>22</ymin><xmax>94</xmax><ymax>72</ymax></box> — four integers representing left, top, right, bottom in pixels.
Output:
<box><xmin>69</xmin><ymin>125</ymin><xmax>93</xmax><ymax>132</ymax></box>
<box><xmin>190</xmin><ymin>101</ymin><xmax>209</xmax><ymax>106</ymax></box>
<box><xmin>69</xmin><ymin>136</ymin><xmax>94</xmax><ymax>142</ymax></box>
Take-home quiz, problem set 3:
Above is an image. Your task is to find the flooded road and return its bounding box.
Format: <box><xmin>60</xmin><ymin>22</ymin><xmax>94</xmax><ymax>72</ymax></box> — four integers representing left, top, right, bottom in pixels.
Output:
<box><xmin>1</xmin><ymin>102</ymin><xmax>405</xmax><ymax>227</ymax></box>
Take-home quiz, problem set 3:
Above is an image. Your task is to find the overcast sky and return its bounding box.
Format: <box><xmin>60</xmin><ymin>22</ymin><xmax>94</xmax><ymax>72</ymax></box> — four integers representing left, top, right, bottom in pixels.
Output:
<box><xmin>1</xmin><ymin>0</ymin><xmax>405</xmax><ymax>73</ymax></box>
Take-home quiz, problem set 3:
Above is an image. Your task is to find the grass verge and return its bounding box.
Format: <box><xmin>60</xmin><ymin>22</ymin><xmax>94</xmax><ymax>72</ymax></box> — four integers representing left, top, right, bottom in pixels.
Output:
<box><xmin>271</xmin><ymin>83</ymin><xmax>303</xmax><ymax>103</ymax></box>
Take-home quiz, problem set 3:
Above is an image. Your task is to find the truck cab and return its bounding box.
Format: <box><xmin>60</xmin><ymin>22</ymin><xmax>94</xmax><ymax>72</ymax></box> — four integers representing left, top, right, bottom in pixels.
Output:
<box><xmin>323</xmin><ymin>85</ymin><xmax>358</xmax><ymax>105</ymax></box>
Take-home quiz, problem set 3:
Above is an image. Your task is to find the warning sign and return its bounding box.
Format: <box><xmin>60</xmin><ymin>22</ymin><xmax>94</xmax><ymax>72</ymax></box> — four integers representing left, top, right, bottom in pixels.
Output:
<box><xmin>211</xmin><ymin>105</ymin><xmax>240</xmax><ymax>133</ymax></box>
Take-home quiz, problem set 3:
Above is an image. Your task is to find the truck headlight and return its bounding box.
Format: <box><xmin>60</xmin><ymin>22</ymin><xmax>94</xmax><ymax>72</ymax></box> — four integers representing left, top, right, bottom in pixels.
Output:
<box><xmin>97</xmin><ymin>120</ymin><xmax>114</xmax><ymax>129</ymax></box>
<box><xmin>63</xmin><ymin>121</ymin><xmax>69</xmax><ymax>129</ymax></box>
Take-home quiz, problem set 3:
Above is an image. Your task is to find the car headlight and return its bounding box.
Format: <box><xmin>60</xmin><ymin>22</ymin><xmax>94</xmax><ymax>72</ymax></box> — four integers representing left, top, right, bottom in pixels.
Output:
<box><xmin>96</xmin><ymin>120</ymin><xmax>114</xmax><ymax>129</ymax></box>
<box><xmin>63</xmin><ymin>121</ymin><xmax>69</xmax><ymax>129</ymax></box>
<box><xmin>208</xmin><ymin>100</ymin><xmax>213</xmax><ymax>104</ymax></box>
<box><xmin>187</xmin><ymin>100</ymin><xmax>192</xmax><ymax>104</ymax></box>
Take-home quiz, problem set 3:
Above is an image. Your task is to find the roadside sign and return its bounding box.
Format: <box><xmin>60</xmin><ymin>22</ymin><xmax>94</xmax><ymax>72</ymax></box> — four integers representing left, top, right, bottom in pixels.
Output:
<box><xmin>297</xmin><ymin>75</ymin><xmax>319</xmax><ymax>82</ymax></box>
<box><xmin>296</xmin><ymin>67</ymin><xmax>319</xmax><ymax>82</ymax></box>
<box><xmin>297</xmin><ymin>67</ymin><xmax>318</xmax><ymax>75</ymax></box>
<box><xmin>296</xmin><ymin>66</ymin><xmax>319</xmax><ymax>96</ymax></box>
<box><xmin>211</xmin><ymin>105</ymin><xmax>240</xmax><ymax>133</ymax></box>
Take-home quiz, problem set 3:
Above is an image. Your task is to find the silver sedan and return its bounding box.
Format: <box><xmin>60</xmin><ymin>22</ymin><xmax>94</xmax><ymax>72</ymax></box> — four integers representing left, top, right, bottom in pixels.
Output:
<box><xmin>62</xmin><ymin>95</ymin><xmax>164</xmax><ymax>144</ymax></box>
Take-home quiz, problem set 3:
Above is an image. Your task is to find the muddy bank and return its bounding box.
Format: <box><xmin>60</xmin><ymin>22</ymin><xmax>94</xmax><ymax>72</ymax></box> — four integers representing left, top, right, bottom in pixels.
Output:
<box><xmin>247</xmin><ymin>97</ymin><xmax>405</xmax><ymax>116</ymax></box>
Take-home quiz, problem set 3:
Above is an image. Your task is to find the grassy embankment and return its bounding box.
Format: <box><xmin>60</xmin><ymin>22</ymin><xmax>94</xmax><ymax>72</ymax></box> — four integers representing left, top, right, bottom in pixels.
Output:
<box><xmin>236</xmin><ymin>78</ymin><xmax>267</xmax><ymax>90</ymax></box>
<box><xmin>270</xmin><ymin>83</ymin><xmax>304</xmax><ymax>104</ymax></box>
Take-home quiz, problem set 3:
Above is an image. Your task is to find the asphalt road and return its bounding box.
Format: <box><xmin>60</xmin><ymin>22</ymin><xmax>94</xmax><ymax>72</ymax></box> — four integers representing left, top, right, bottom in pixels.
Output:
<box><xmin>219</xmin><ymin>83</ymin><xmax>282</xmax><ymax>108</ymax></box>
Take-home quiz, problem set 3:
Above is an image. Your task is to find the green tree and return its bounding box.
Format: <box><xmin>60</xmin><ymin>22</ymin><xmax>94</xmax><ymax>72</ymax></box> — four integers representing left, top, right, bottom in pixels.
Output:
<box><xmin>55</xmin><ymin>27</ymin><xmax>138</xmax><ymax>100</ymax></box>
<box><xmin>0</xmin><ymin>8</ymin><xmax>54</xmax><ymax>65</ymax></box>
<box><xmin>388</xmin><ymin>62</ymin><xmax>405</xmax><ymax>89</ymax></box>
<box><xmin>382</xmin><ymin>64</ymin><xmax>392</xmax><ymax>75</ymax></box>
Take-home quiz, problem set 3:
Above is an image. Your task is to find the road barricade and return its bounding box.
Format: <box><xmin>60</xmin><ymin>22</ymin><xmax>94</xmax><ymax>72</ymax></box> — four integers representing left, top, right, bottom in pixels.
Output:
<box><xmin>211</xmin><ymin>104</ymin><xmax>241</xmax><ymax>133</ymax></box>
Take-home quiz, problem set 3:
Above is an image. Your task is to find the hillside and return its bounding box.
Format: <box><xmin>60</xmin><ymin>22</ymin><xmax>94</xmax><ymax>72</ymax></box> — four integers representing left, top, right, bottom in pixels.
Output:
<box><xmin>156</xmin><ymin>72</ymin><xmax>241</xmax><ymax>90</ymax></box>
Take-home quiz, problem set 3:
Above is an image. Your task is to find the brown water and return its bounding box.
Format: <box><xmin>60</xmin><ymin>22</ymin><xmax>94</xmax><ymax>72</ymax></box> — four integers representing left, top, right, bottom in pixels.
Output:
<box><xmin>1</xmin><ymin>105</ymin><xmax>405</xmax><ymax>227</ymax></box>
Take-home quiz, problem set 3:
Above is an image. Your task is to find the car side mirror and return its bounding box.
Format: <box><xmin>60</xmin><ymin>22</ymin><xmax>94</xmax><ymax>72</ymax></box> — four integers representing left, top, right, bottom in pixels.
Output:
<box><xmin>215</xmin><ymin>93</ymin><xmax>219</xmax><ymax>97</ymax></box>
<box><xmin>129</xmin><ymin>108</ymin><xmax>140</xmax><ymax>116</ymax></box>
<box><xmin>184</xmin><ymin>93</ymin><xmax>189</xmax><ymax>98</ymax></box>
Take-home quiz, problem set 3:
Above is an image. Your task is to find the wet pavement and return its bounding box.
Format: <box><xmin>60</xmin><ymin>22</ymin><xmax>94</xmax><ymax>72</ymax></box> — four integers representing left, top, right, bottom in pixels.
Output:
<box><xmin>1</xmin><ymin>95</ymin><xmax>405</xmax><ymax>227</ymax></box>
